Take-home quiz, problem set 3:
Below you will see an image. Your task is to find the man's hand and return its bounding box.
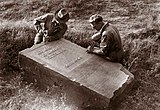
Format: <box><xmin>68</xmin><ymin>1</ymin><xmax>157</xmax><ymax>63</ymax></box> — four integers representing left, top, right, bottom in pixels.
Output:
<box><xmin>43</xmin><ymin>36</ymin><xmax>50</xmax><ymax>43</ymax></box>
<box><xmin>87</xmin><ymin>46</ymin><xmax>104</xmax><ymax>55</ymax></box>
<box><xmin>43</xmin><ymin>30</ymin><xmax>48</xmax><ymax>36</ymax></box>
<box><xmin>43</xmin><ymin>30</ymin><xmax>49</xmax><ymax>42</ymax></box>
<box><xmin>86</xmin><ymin>46</ymin><xmax>94</xmax><ymax>53</ymax></box>
<box><xmin>34</xmin><ymin>24</ymin><xmax>42</xmax><ymax>32</ymax></box>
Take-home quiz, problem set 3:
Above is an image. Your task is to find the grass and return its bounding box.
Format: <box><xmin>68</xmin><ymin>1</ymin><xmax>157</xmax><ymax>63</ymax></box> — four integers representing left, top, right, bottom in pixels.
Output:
<box><xmin>119</xmin><ymin>29</ymin><xmax>160</xmax><ymax>110</ymax></box>
<box><xmin>0</xmin><ymin>0</ymin><xmax>106</xmax><ymax>20</ymax></box>
<box><xmin>0</xmin><ymin>74</ymin><xmax>78</xmax><ymax>110</ymax></box>
<box><xmin>0</xmin><ymin>20</ymin><xmax>35</xmax><ymax>72</ymax></box>
<box><xmin>0</xmin><ymin>0</ymin><xmax>160</xmax><ymax>110</ymax></box>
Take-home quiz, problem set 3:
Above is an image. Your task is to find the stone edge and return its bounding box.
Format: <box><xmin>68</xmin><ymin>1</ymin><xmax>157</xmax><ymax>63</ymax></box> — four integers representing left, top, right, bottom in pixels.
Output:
<box><xmin>109</xmin><ymin>65</ymin><xmax>134</xmax><ymax>109</ymax></box>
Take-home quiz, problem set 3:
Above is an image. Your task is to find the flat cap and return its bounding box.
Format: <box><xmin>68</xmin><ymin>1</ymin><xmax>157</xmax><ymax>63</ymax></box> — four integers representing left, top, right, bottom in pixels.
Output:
<box><xmin>89</xmin><ymin>14</ymin><xmax>103</xmax><ymax>23</ymax></box>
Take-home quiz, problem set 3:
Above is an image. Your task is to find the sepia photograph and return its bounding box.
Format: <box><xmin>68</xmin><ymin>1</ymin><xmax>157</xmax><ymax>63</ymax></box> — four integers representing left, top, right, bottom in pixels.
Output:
<box><xmin>0</xmin><ymin>0</ymin><xmax>160</xmax><ymax>110</ymax></box>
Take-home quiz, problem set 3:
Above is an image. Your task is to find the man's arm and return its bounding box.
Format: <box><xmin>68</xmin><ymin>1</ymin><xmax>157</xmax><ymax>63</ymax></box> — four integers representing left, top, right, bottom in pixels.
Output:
<box><xmin>87</xmin><ymin>45</ymin><xmax>104</xmax><ymax>55</ymax></box>
<box><xmin>33</xmin><ymin>14</ymin><xmax>49</xmax><ymax>32</ymax></box>
<box><xmin>34</xmin><ymin>14</ymin><xmax>49</xmax><ymax>24</ymax></box>
<box><xmin>91</xmin><ymin>32</ymin><xmax>101</xmax><ymax>41</ymax></box>
<box><xmin>87</xmin><ymin>34</ymin><xmax>111</xmax><ymax>55</ymax></box>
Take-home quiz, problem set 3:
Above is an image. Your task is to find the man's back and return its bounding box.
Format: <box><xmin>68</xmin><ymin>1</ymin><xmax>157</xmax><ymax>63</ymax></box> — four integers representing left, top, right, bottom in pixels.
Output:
<box><xmin>100</xmin><ymin>23</ymin><xmax>124</xmax><ymax>62</ymax></box>
<box><xmin>101</xmin><ymin>23</ymin><xmax>123</xmax><ymax>53</ymax></box>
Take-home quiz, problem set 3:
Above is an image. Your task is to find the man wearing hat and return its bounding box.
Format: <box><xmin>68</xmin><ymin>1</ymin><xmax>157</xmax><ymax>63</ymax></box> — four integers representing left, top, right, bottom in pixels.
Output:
<box><xmin>33</xmin><ymin>8</ymin><xmax>69</xmax><ymax>44</ymax></box>
<box><xmin>87</xmin><ymin>14</ymin><xmax>125</xmax><ymax>63</ymax></box>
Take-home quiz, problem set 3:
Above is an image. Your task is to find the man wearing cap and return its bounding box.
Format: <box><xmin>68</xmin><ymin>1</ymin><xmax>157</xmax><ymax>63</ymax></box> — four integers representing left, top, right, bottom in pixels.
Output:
<box><xmin>87</xmin><ymin>14</ymin><xmax>125</xmax><ymax>63</ymax></box>
<box><xmin>33</xmin><ymin>8</ymin><xmax>69</xmax><ymax>44</ymax></box>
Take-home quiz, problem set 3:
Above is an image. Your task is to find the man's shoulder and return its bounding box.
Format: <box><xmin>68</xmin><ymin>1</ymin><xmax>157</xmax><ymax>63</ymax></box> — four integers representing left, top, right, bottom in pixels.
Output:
<box><xmin>102</xmin><ymin>27</ymin><xmax>111</xmax><ymax>36</ymax></box>
<box><xmin>102</xmin><ymin>26</ymin><xmax>116</xmax><ymax>37</ymax></box>
<box><xmin>46</xmin><ymin>13</ymin><xmax>54</xmax><ymax>16</ymax></box>
<box><xmin>43</xmin><ymin>13</ymin><xmax>54</xmax><ymax>18</ymax></box>
<box><xmin>34</xmin><ymin>13</ymin><xmax>54</xmax><ymax>21</ymax></box>
<box><xmin>104</xmin><ymin>24</ymin><xmax>118</xmax><ymax>33</ymax></box>
<box><xmin>40</xmin><ymin>13</ymin><xmax>54</xmax><ymax>19</ymax></box>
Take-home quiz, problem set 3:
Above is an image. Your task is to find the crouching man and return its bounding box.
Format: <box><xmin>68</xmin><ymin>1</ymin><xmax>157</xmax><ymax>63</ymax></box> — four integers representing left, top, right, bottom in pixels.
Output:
<box><xmin>33</xmin><ymin>8</ymin><xmax>69</xmax><ymax>44</ymax></box>
<box><xmin>87</xmin><ymin>14</ymin><xmax>125</xmax><ymax>63</ymax></box>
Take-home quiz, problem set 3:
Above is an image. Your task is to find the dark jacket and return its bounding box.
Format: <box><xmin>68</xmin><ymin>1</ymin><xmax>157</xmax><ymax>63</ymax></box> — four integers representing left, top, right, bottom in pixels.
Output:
<box><xmin>34</xmin><ymin>13</ymin><xmax>67</xmax><ymax>40</ymax></box>
<box><xmin>99</xmin><ymin>23</ymin><xmax>125</xmax><ymax>62</ymax></box>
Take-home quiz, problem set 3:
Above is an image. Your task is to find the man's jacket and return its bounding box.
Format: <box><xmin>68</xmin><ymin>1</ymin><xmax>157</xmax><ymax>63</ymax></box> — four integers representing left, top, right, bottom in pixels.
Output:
<box><xmin>34</xmin><ymin>13</ymin><xmax>67</xmax><ymax>40</ymax></box>
<box><xmin>99</xmin><ymin>22</ymin><xmax>124</xmax><ymax>62</ymax></box>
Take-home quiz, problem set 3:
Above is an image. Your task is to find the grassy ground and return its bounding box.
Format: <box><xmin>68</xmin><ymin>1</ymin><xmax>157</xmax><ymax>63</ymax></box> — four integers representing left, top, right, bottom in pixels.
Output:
<box><xmin>0</xmin><ymin>0</ymin><xmax>160</xmax><ymax>110</ymax></box>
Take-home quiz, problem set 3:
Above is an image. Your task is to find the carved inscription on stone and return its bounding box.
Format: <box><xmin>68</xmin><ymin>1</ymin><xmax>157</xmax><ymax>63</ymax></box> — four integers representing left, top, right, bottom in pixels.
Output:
<box><xmin>65</xmin><ymin>56</ymin><xmax>82</xmax><ymax>68</ymax></box>
<box><xmin>36</xmin><ymin>46</ymin><xmax>83</xmax><ymax>70</ymax></box>
<box><xmin>37</xmin><ymin>47</ymin><xmax>66</xmax><ymax>59</ymax></box>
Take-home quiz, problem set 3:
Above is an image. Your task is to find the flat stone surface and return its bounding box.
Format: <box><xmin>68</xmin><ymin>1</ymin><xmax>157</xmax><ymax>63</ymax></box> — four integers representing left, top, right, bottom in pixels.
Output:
<box><xmin>19</xmin><ymin>38</ymin><xmax>134</xmax><ymax>109</ymax></box>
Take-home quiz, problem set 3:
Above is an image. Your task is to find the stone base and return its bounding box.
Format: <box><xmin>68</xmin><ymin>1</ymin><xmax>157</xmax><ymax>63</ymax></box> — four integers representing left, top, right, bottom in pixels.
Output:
<box><xmin>19</xmin><ymin>39</ymin><xmax>134</xmax><ymax>110</ymax></box>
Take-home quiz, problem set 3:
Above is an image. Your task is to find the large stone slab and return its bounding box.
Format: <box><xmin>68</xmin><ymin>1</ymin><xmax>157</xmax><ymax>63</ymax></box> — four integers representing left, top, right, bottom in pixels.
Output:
<box><xmin>19</xmin><ymin>38</ymin><xmax>134</xmax><ymax>110</ymax></box>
